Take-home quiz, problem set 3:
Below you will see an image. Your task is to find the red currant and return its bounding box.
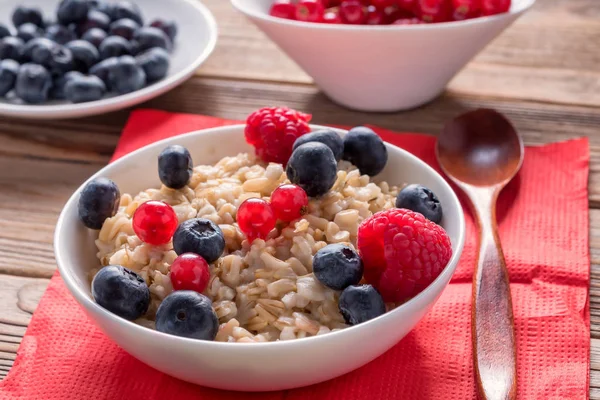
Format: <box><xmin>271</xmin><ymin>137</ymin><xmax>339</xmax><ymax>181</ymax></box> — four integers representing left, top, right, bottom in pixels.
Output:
<box><xmin>323</xmin><ymin>0</ymin><xmax>342</xmax><ymax>6</ymax></box>
<box><xmin>271</xmin><ymin>184</ymin><xmax>309</xmax><ymax>222</ymax></box>
<box><xmin>296</xmin><ymin>0</ymin><xmax>325</xmax><ymax>22</ymax></box>
<box><xmin>382</xmin><ymin>5</ymin><xmax>413</xmax><ymax>23</ymax></box>
<box><xmin>481</xmin><ymin>0</ymin><xmax>510</xmax><ymax>15</ymax></box>
<box><xmin>371</xmin><ymin>0</ymin><xmax>395</xmax><ymax>8</ymax></box>
<box><xmin>339</xmin><ymin>0</ymin><xmax>367</xmax><ymax>24</ymax></box>
<box><xmin>323</xmin><ymin>7</ymin><xmax>343</xmax><ymax>23</ymax></box>
<box><xmin>416</xmin><ymin>0</ymin><xmax>452</xmax><ymax>22</ymax></box>
<box><xmin>396</xmin><ymin>0</ymin><xmax>417</xmax><ymax>12</ymax></box>
<box><xmin>269</xmin><ymin>0</ymin><xmax>297</xmax><ymax>19</ymax></box>
<box><xmin>452</xmin><ymin>0</ymin><xmax>480</xmax><ymax>19</ymax></box>
<box><xmin>366</xmin><ymin>5</ymin><xmax>385</xmax><ymax>24</ymax></box>
<box><xmin>132</xmin><ymin>201</ymin><xmax>178</xmax><ymax>245</ymax></box>
<box><xmin>237</xmin><ymin>198</ymin><xmax>276</xmax><ymax>242</ymax></box>
<box><xmin>170</xmin><ymin>253</ymin><xmax>210</xmax><ymax>293</ymax></box>
<box><xmin>393</xmin><ymin>17</ymin><xmax>424</xmax><ymax>24</ymax></box>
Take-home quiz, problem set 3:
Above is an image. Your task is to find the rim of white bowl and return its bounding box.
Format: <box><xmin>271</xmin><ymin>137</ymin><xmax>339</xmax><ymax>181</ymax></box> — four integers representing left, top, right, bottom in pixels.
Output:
<box><xmin>0</xmin><ymin>0</ymin><xmax>218</xmax><ymax>119</ymax></box>
<box><xmin>55</xmin><ymin>124</ymin><xmax>466</xmax><ymax>349</ymax></box>
<box><xmin>231</xmin><ymin>0</ymin><xmax>536</xmax><ymax>31</ymax></box>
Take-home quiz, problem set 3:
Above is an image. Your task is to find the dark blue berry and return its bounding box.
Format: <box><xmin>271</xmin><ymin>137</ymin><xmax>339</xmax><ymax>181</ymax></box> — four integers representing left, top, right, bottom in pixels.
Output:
<box><xmin>12</xmin><ymin>6</ymin><xmax>44</xmax><ymax>28</ymax></box>
<box><xmin>89</xmin><ymin>56</ymin><xmax>117</xmax><ymax>88</ymax></box>
<box><xmin>133</xmin><ymin>27</ymin><xmax>171</xmax><ymax>52</ymax></box>
<box><xmin>342</xmin><ymin>126</ymin><xmax>388</xmax><ymax>177</ymax></box>
<box><xmin>395</xmin><ymin>184</ymin><xmax>443</xmax><ymax>224</ymax></box>
<box><xmin>66</xmin><ymin>40</ymin><xmax>99</xmax><ymax>71</ymax></box>
<box><xmin>81</xmin><ymin>27</ymin><xmax>106</xmax><ymax>48</ymax></box>
<box><xmin>112</xmin><ymin>1</ymin><xmax>144</xmax><ymax>25</ymax></box>
<box><xmin>0</xmin><ymin>59</ymin><xmax>20</xmax><ymax>96</ymax></box>
<box><xmin>0</xmin><ymin>25</ymin><xmax>12</xmax><ymax>39</ymax></box>
<box><xmin>109</xmin><ymin>18</ymin><xmax>140</xmax><ymax>40</ymax></box>
<box><xmin>293</xmin><ymin>129</ymin><xmax>344</xmax><ymax>162</ymax></box>
<box><xmin>313</xmin><ymin>244</ymin><xmax>363</xmax><ymax>291</ymax></box>
<box><xmin>77</xmin><ymin>177</ymin><xmax>120</xmax><ymax>229</ymax></box>
<box><xmin>78</xmin><ymin>9</ymin><xmax>111</xmax><ymax>35</ymax></box>
<box><xmin>136</xmin><ymin>47</ymin><xmax>169</xmax><ymax>82</ymax></box>
<box><xmin>99</xmin><ymin>35</ymin><xmax>131</xmax><ymax>59</ymax></box>
<box><xmin>22</xmin><ymin>37</ymin><xmax>54</xmax><ymax>61</ymax></box>
<box><xmin>65</xmin><ymin>74</ymin><xmax>106</xmax><ymax>103</ymax></box>
<box><xmin>173</xmin><ymin>218</ymin><xmax>225</xmax><ymax>263</ymax></box>
<box><xmin>50</xmin><ymin>70</ymin><xmax>84</xmax><ymax>99</ymax></box>
<box><xmin>57</xmin><ymin>0</ymin><xmax>90</xmax><ymax>25</ymax></box>
<box><xmin>32</xmin><ymin>44</ymin><xmax>73</xmax><ymax>75</ymax></box>
<box><xmin>150</xmin><ymin>19</ymin><xmax>178</xmax><ymax>42</ymax></box>
<box><xmin>158</xmin><ymin>145</ymin><xmax>192</xmax><ymax>189</ymax></box>
<box><xmin>0</xmin><ymin>37</ymin><xmax>25</xmax><ymax>61</ymax></box>
<box><xmin>15</xmin><ymin>63</ymin><xmax>52</xmax><ymax>104</ymax></box>
<box><xmin>92</xmin><ymin>265</ymin><xmax>150</xmax><ymax>321</ymax></box>
<box><xmin>88</xmin><ymin>0</ymin><xmax>114</xmax><ymax>18</ymax></box>
<box><xmin>45</xmin><ymin>24</ymin><xmax>77</xmax><ymax>45</ymax></box>
<box><xmin>286</xmin><ymin>142</ymin><xmax>337</xmax><ymax>197</ymax></box>
<box><xmin>108</xmin><ymin>55</ymin><xmax>145</xmax><ymax>94</ymax></box>
<box><xmin>16</xmin><ymin>23</ymin><xmax>42</xmax><ymax>43</ymax></box>
<box><xmin>155</xmin><ymin>291</ymin><xmax>218</xmax><ymax>341</ymax></box>
<box><xmin>129</xmin><ymin>40</ymin><xmax>140</xmax><ymax>56</ymax></box>
<box><xmin>338</xmin><ymin>285</ymin><xmax>386</xmax><ymax>326</ymax></box>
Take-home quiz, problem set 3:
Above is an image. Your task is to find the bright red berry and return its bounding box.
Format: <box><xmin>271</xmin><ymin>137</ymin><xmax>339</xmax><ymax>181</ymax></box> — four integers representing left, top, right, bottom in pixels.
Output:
<box><xmin>170</xmin><ymin>253</ymin><xmax>210</xmax><ymax>293</ymax></box>
<box><xmin>357</xmin><ymin>208</ymin><xmax>452</xmax><ymax>302</ymax></box>
<box><xmin>392</xmin><ymin>17</ymin><xmax>423</xmax><ymax>24</ymax></box>
<box><xmin>132</xmin><ymin>201</ymin><xmax>178</xmax><ymax>245</ymax></box>
<box><xmin>371</xmin><ymin>0</ymin><xmax>395</xmax><ymax>9</ymax></box>
<box><xmin>271</xmin><ymin>184</ymin><xmax>309</xmax><ymax>222</ymax></box>
<box><xmin>416</xmin><ymin>0</ymin><xmax>452</xmax><ymax>22</ymax></box>
<box><xmin>323</xmin><ymin>7</ymin><xmax>343</xmax><ymax>23</ymax></box>
<box><xmin>340</xmin><ymin>0</ymin><xmax>367</xmax><ymax>24</ymax></box>
<box><xmin>237</xmin><ymin>198</ymin><xmax>276</xmax><ymax>242</ymax></box>
<box><xmin>245</xmin><ymin>106</ymin><xmax>312</xmax><ymax>165</ymax></box>
<box><xmin>396</xmin><ymin>0</ymin><xmax>417</xmax><ymax>12</ymax></box>
<box><xmin>269</xmin><ymin>0</ymin><xmax>297</xmax><ymax>19</ymax></box>
<box><xmin>481</xmin><ymin>0</ymin><xmax>510</xmax><ymax>15</ymax></box>
<box><xmin>323</xmin><ymin>0</ymin><xmax>342</xmax><ymax>6</ymax></box>
<box><xmin>296</xmin><ymin>0</ymin><xmax>325</xmax><ymax>22</ymax></box>
<box><xmin>382</xmin><ymin>5</ymin><xmax>414</xmax><ymax>23</ymax></box>
<box><xmin>366</xmin><ymin>5</ymin><xmax>385</xmax><ymax>24</ymax></box>
<box><xmin>452</xmin><ymin>0</ymin><xmax>480</xmax><ymax>19</ymax></box>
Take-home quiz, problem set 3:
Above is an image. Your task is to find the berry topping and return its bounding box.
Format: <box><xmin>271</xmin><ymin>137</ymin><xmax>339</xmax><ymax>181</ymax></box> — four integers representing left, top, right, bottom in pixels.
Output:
<box><xmin>173</xmin><ymin>218</ymin><xmax>226</xmax><ymax>263</ymax></box>
<box><xmin>395</xmin><ymin>184</ymin><xmax>443</xmax><ymax>223</ymax></box>
<box><xmin>296</xmin><ymin>0</ymin><xmax>325</xmax><ymax>22</ymax></box>
<box><xmin>78</xmin><ymin>177</ymin><xmax>120</xmax><ymax>229</ymax></box>
<box><xmin>132</xmin><ymin>200</ymin><xmax>178</xmax><ymax>245</ymax></box>
<box><xmin>158</xmin><ymin>145</ymin><xmax>193</xmax><ymax>189</ymax></box>
<box><xmin>92</xmin><ymin>265</ymin><xmax>150</xmax><ymax>320</ymax></box>
<box><xmin>292</xmin><ymin>128</ymin><xmax>344</xmax><ymax>162</ymax></box>
<box><xmin>338</xmin><ymin>284</ymin><xmax>386</xmax><ymax>325</ymax></box>
<box><xmin>286</xmin><ymin>142</ymin><xmax>338</xmax><ymax>197</ymax></box>
<box><xmin>357</xmin><ymin>208</ymin><xmax>452</xmax><ymax>302</ymax></box>
<box><xmin>237</xmin><ymin>198</ymin><xmax>277</xmax><ymax>242</ymax></box>
<box><xmin>342</xmin><ymin>126</ymin><xmax>388</xmax><ymax>177</ymax></box>
<box><xmin>313</xmin><ymin>244</ymin><xmax>364</xmax><ymax>290</ymax></box>
<box><xmin>245</xmin><ymin>106</ymin><xmax>312</xmax><ymax>164</ymax></box>
<box><xmin>156</xmin><ymin>291</ymin><xmax>218</xmax><ymax>340</ymax></box>
<box><xmin>269</xmin><ymin>0</ymin><xmax>298</xmax><ymax>19</ymax></box>
<box><xmin>270</xmin><ymin>184</ymin><xmax>309</xmax><ymax>222</ymax></box>
<box><xmin>170</xmin><ymin>253</ymin><xmax>211</xmax><ymax>293</ymax></box>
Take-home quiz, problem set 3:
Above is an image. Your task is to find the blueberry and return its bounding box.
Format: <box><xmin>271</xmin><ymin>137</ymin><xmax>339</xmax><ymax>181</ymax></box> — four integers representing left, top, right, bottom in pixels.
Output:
<box><xmin>92</xmin><ymin>265</ymin><xmax>150</xmax><ymax>321</ymax></box>
<box><xmin>78</xmin><ymin>9</ymin><xmax>111</xmax><ymax>34</ymax></box>
<box><xmin>16</xmin><ymin>23</ymin><xmax>42</xmax><ymax>43</ymax></box>
<box><xmin>32</xmin><ymin>44</ymin><xmax>73</xmax><ymax>75</ymax></box>
<box><xmin>108</xmin><ymin>55</ymin><xmax>145</xmax><ymax>94</ymax></box>
<box><xmin>0</xmin><ymin>25</ymin><xmax>12</xmax><ymax>39</ymax></box>
<box><xmin>293</xmin><ymin>129</ymin><xmax>344</xmax><ymax>162</ymax></box>
<box><xmin>88</xmin><ymin>0</ymin><xmax>114</xmax><ymax>18</ymax></box>
<box><xmin>158</xmin><ymin>145</ymin><xmax>192</xmax><ymax>189</ymax></box>
<box><xmin>50</xmin><ymin>70</ymin><xmax>84</xmax><ymax>99</ymax></box>
<box><xmin>133</xmin><ymin>27</ymin><xmax>171</xmax><ymax>53</ymax></box>
<box><xmin>12</xmin><ymin>6</ymin><xmax>44</xmax><ymax>28</ymax></box>
<box><xmin>57</xmin><ymin>0</ymin><xmax>90</xmax><ymax>25</ymax></box>
<box><xmin>286</xmin><ymin>142</ymin><xmax>337</xmax><ymax>197</ymax></box>
<box><xmin>155</xmin><ymin>291</ymin><xmax>218</xmax><ymax>341</ymax></box>
<box><xmin>313</xmin><ymin>244</ymin><xmax>363</xmax><ymax>291</ymax></box>
<box><xmin>342</xmin><ymin>126</ymin><xmax>388</xmax><ymax>177</ymax></box>
<box><xmin>150</xmin><ymin>19</ymin><xmax>178</xmax><ymax>42</ymax></box>
<box><xmin>0</xmin><ymin>59</ymin><xmax>20</xmax><ymax>96</ymax></box>
<box><xmin>395</xmin><ymin>184</ymin><xmax>443</xmax><ymax>224</ymax></box>
<box><xmin>338</xmin><ymin>285</ymin><xmax>386</xmax><ymax>326</ymax></box>
<box><xmin>81</xmin><ymin>27</ymin><xmax>107</xmax><ymax>48</ymax></box>
<box><xmin>22</xmin><ymin>38</ymin><xmax>54</xmax><ymax>62</ymax></box>
<box><xmin>66</xmin><ymin>40</ymin><xmax>99</xmax><ymax>71</ymax></box>
<box><xmin>89</xmin><ymin>56</ymin><xmax>117</xmax><ymax>88</ymax></box>
<box><xmin>112</xmin><ymin>1</ymin><xmax>144</xmax><ymax>25</ymax></box>
<box><xmin>99</xmin><ymin>35</ymin><xmax>132</xmax><ymax>59</ymax></box>
<box><xmin>78</xmin><ymin>177</ymin><xmax>120</xmax><ymax>229</ymax></box>
<box><xmin>136</xmin><ymin>47</ymin><xmax>169</xmax><ymax>82</ymax></box>
<box><xmin>129</xmin><ymin>40</ymin><xmax>140</xmax><ymax>56</ymax></box>
<box><xmin>109</xmin><ymin>18</ymin><xmax>140</xmax><ymax>40</ymax></box>
<box><xmin>0</xmin><ymin>37</ymin><xmax>25</xmax><ymax>61</ymax></box>
<box><xmin>15</xmin><ymin>63</ymin><xmax>52</xmax><ymax>104</ymax></box>
<box><xmin>65</xmin><ymin>74</ymin><xmax>106</xmax><ymax>103</ymax></box>
<box><xmin>173</xmin><ymin>218</ymin><xmax>225</xmax><ymax>263</ymax></box>
<box><xmin>45</xmin><ymin>24</ymin><xmax>77</xmax><ymax>45</ymax></box>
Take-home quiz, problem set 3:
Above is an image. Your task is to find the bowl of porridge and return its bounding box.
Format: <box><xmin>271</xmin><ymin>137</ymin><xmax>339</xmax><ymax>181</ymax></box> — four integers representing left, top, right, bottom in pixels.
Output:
<box><xmin>54</xmin><ymin>108</ymin><xmax>465</xmax><ymax>391</ymax></box>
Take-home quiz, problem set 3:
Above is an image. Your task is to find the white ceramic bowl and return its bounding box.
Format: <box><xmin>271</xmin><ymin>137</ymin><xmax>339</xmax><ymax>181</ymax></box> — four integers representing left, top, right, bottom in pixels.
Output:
<box><xmin>0</xmin><ymin>0</ymin><xmax>217</xmax><ymax>119</ymax></box>
<box><xmin>55</xmin><ymin>125</ymin><xmax>466</xmax><ymax>391</ymax></box>
<box><xmin>231</xmin><ymin>0</ymin><xmax>535</xmax><ymax>112</ymax></box>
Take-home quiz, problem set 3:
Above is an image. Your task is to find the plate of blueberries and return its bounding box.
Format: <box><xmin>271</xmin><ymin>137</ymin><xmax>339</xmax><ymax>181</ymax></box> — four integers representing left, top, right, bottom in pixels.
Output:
<box><xmin>0</xmin><ymin>0</ymin><xmax>217</xmax><ymax>119</ymax></box>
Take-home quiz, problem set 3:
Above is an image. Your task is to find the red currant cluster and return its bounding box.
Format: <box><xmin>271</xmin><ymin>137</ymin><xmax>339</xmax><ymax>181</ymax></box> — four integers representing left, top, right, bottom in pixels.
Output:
<box><xmin>269</xmin><ymin>0</ymin><xmax>511</xmax><ymax>25</ymax></box>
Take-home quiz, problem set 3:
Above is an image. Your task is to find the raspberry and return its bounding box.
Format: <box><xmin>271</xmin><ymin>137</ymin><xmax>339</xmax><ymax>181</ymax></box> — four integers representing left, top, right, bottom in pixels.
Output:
<box><xmin>245</xmin><ymin>106</ymin><xmax>311</xmax><ymax>165</ymax></box>
<box><xmin>357</xmin><ymin>208</ymin><xmax>452</xmax><ymax>303</ymax></box>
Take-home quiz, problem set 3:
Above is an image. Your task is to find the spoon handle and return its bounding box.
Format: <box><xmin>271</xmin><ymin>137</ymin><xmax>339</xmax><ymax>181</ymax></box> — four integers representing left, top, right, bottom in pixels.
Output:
<box><xmin>470</xmin><ymin>189</ymin><xmax>517</xmax><ymax>400</ymax></box>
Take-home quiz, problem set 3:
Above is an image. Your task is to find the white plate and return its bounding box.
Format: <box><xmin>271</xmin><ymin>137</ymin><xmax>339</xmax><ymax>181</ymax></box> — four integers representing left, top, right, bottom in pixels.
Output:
<box><xmin>0</xmin><ymin>0</ymin><xmax>217</xmax><ymax>119</ymax></box>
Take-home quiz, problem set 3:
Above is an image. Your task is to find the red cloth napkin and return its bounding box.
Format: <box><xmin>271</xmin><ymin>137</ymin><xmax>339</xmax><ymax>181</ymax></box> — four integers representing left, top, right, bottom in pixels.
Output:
<box><xmin>0</xmin><ymin>109</ymin><xmax>590</xmax><ymax>399</ymax></box>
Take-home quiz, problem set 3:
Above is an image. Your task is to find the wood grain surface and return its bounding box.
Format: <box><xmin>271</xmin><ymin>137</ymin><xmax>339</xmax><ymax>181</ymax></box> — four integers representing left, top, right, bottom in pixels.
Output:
<box><xmin>1</xmin><ymin>0</ymin><xmax>599</xmax><ymax>396</ymax></box>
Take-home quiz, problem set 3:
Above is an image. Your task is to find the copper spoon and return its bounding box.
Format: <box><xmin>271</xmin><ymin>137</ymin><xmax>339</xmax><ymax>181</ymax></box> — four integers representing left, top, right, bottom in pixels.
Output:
<box><xmin>436</xmin><ymin>109</ymin><xmax>523</xmax><ymax>400</ymax></box>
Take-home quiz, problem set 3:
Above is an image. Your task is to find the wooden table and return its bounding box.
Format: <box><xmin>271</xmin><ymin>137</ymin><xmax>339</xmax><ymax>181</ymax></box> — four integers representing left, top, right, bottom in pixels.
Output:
<box><xmin>1</xmin><ymin>0</ymin><xmax>599</xmax><ymax>395</ymax></box>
